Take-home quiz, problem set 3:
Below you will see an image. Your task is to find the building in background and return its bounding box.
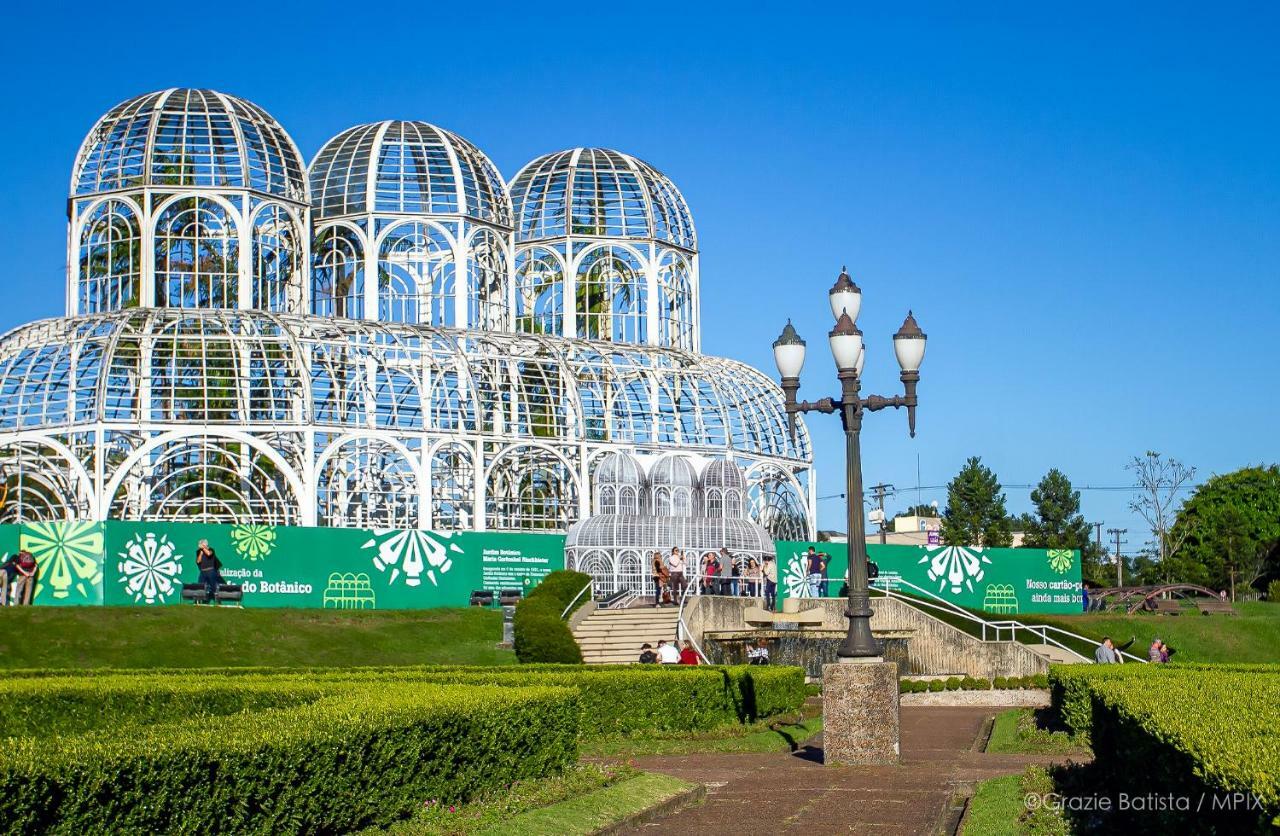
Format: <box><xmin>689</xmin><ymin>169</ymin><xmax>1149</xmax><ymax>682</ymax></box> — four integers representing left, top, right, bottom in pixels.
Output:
<box><xmin>0</xmin><ymin>89</ymin><xmax>813</xmax><ymax>539</ymax></box>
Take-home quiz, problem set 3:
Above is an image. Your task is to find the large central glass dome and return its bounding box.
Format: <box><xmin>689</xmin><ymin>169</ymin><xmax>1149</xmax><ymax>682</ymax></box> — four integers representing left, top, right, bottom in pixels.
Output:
<box><xmin>0</xmin><ymin>90</ymin><xmax>814</xmax><ymax>542</ymax></box>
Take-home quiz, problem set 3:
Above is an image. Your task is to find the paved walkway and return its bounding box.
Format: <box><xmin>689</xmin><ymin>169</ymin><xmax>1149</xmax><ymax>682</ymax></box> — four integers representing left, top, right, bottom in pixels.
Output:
<box><xmin>624</xmin><ymin>706</ymin><xmax>1080</xmax><ymax>835</ymax></box>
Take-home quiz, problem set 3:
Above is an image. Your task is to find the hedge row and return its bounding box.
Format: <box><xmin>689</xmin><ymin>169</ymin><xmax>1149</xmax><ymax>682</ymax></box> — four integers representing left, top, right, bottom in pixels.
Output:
<box><xmin>8</xmin><ymin>662</ymin><xmax>807</xmax><ymax>737</ymax></box>
<box><xmin>513</xmin><ymin>570</ymin><xmax>591</xmax><ymax>663</ymax></box>
<box><xmin>1048</xmin><ymin>664</ymin><xmax>1280</xmax><ymax>832</ymax></box>
<box><xmin>899</xmin><ymin>674</ymin><xmax>1048</xmax><ymax>693</ymax></box>
<box><xmin>0</xmin><ymin>679</ymin><xmax>579</xmax><ymax>834</ymax></box>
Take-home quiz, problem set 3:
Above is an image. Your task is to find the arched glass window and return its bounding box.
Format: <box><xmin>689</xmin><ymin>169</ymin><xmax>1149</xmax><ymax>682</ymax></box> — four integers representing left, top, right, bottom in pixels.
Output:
<box><xmin>252</xmin><ymin>204</ymin><xmax>299</xmax><ymax>312</ymax></box>
<box><xmin>312</xmin><ymin>225</ymin><xmax>364</xmax><ymax>318</ymax></box>
<box><xmin>154</xmin><ymin>197</ymin><xmax>238</xmax><ymax>308</ymax></box>
<box><xmin>378</xmin><ymin>222</ymin><xmax>453</xmax><ymax>325</ymax></box>
<box><xmin>78</xmin><ymin>200</ymin><xmax>142</xmax><ymax>313</ymax></box>
<box><xmin>431</xmin><ymin>443</ymin><xmax>474</xmax><ymax>529</ymax></box>
<box><xmin>514</xmin><ymin>247</ymin><xmax>563</xmax><ymax>336</ymax></box>
<box><xmin>486</xmin><ymin>445</ymin><xmax>577</xmax><ymax>531</ymax></box>
<box><xmin>657</xmin><ymin>251</ymin><xmax>694</xmax><ymax>349</ymax></box>
<box><xmin>749</xmin><ymin>468</ymin><xmax>810</xmax><ymax>541</ymax></box>
<box><xmin>468</xmin><ymin>228</ymin><xmax>508</xmax><ymax>330</ymax></box>
<box><xmin>317</xmin><ymin>437</ymin><xmax>418</xmax><ymax>528</ymax></box>
<box><xmin>575</xmin><ymin>246</ymin><xmax>646</xmax><ymax>343</ymax></box>
<box><xmin>598</xmin><ymin>485</ymin><xmax>617</xmax><ymax>514</ymax></box>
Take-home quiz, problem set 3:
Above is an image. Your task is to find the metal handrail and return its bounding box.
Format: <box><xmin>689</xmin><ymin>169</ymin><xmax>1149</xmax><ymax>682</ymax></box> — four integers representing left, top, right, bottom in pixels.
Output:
<box><xmin>870</xmin><ymin>576</ymin><xmax>1147</xmax><ymax>664</ymax></box>
<box><xmin>676</xmin><ymin>580</ymin><xmax>710</xmax><ymax>663</ymax></box>
<box><xmin>560</xmin><ymin>581</ymin><xmax>594</xmax><ymax>620</ymax></box>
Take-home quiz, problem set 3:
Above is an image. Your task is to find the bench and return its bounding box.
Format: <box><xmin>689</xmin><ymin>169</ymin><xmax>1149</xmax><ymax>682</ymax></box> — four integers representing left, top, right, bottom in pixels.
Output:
<box><xmin>499</xmin><ymin>588</ymin><xmax>523</xmax><ymax>607</ymax></box>
<box><xmin>1198</xmin><ymin>599</ymin><xmax>1236</xmax><ymax>615</ymax></box>
<box><xmin>180</xmin><ymin>583</ymin><xmax>243</xmax><ymax>606</ymax></box>
<box><xmin>1151</xmin><ymin>598</ymin><xmax>1183</xmax><ymax>615</ymax></box>
<box><xmin>469</xmin><ymin>589</ymin><xmax>495</xmax><ymax>607</ymax></box>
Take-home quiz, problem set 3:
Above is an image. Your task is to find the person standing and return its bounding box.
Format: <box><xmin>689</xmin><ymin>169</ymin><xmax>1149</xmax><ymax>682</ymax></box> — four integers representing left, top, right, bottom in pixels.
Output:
<box><xmin>701</xmin><ymin>552</ymin><xmax>718</xmax><ymax>595</ymax></box>
<box><xmin>10</xmin><ymin>551</ymin><xmax>37</xmax><ymax>605</ymax></box>
<box><xmin>762</xmin><ymin>555</ymin><xmax>778</xmax><ymax>610</ymax></box>
<box><xmin>1094</xmin><ymin>636</ymin><xmax>1118</xmax><ymax>663</ymax></box>
<box><xmin>651</xmin><ymin>551</ymin><xmax>668</xmax><ymax>608</ymax></box>
<box><xmin>745</xmin><ymin>557</ymin><xmax>762</xmax><ymax>598</ymax></box>
<box><xmin>667</xmin><ymin>547</ymin><xmax>687</xmax><ymax>601</ymax></box>
<box><xmin>806</xmin><ymin>547</ymin><xmax>824</xmax><ymax>597</ymax></box>
<box><xmin>818</xmin><ymin>552</ymin><xmax>830</xmax><ymax>597</ymax></box>
<box><xmin>195</xmin><ymin>539</ymin><xmax>222</xmax><ymax>602</ymax></box>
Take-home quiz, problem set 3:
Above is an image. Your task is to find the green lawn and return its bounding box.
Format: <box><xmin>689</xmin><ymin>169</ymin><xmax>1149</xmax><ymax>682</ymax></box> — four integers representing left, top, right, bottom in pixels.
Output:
<box><xmin>892</xmin><ymin>591</ymin><xmax>1280</xmax><ymax>664</ymax></box>
<box><xmin>986</xmin><ymin>709</ymin><xmax>1086</xmax><ymax>756</ymax></box>
<box><xmin>961</xmin><ymin>774</ymin><xmax>1024</xmax><ymax>836</ymax></box>
<box><xmin>373</xmin><ymin>764</ymin><xmax>696</xmax><ymax>835</ymax></box>
<box><xmin>581</xmin><ymin>715</ymin><xmax>823</xmax><ymax>758</ymax></box>
<box><xmin>0</xmin><ymin>606</ymin><xmax>514</xmax><ymax>669</ymax></box>
<box><xmin>1023</xmin><ymin>601</ymin><xmax>1280</xmax><ymax>664</ymax></box>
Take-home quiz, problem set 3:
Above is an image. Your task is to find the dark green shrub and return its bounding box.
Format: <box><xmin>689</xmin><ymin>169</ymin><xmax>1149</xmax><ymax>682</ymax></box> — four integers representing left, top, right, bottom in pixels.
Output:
<box><xmin>944</xmin><ymin>676</ymin><xmax>963</xmax><ymax>691</ymax></box>
<box><xmin>1268</xmin><ymin>579</ymin><xmax>1280</xmax><ymax>602</ymax></box>
<box><xmin>993</xmin><ymin>676</ymin><xmax>1009</xmax><ymax>690</ymax></box>
<box><xmin>0</xmin><ymin>681</ymin><xmax>578</xmax><ymax>834</ymax></box>
<box><xmin>512</xmin><ymin>571</ymin><xmax>591</xmax><ymax>664</ymax></box>
<box><xmin>928</xmin><ymin>679</ymin><xmax>945</xmax><ymax>693</ymax></box>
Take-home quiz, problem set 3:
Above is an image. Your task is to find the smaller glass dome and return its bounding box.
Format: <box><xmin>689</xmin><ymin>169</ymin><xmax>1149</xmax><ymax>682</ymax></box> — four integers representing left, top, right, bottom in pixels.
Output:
<box><xmin>309</xmin><ymin>120</ymin><xmax>510</xmax><ymax>226</ymax></box>
<box><xmin>509</xmin><ymin>148</ymin><xmax>696</xmax><ymax>249</ymax></box>
<box><xmin>72</xmin><ymin>89</ymin><xmax>307</xmax><ymax>201</ymax></box>
<box><xmin>702</xmin><ymin>459</ymin><xmax>747</xmax><ymax>492</ymax></box>
<box><xmin>595</xmin><ymin>451</ymin><xmax>645</xmax><ymax>487</ymax></box>
<box><xmin>649</xmin><ymin>455</ymin><xmax>699</xmax><ymax>489</ymax></box>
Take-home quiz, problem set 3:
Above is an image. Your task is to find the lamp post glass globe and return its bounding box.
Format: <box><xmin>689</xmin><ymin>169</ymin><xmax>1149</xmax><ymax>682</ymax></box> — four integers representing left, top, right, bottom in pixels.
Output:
<box><xmin>828</xmin><ymin>312</ymin><xmax>863</xmax><ymax>373</ymax></box>
<box><xmin>892</xmin><ymin>311</ymin><xmax>927</xmax><ymax>372</ymax></box>
<box><xmin>829</xmin><ymin>267</ymin><xmax>862</xmax><ymax>323</ymax></box>
<box><xmin>772</xmin><ymin>320</ymin><xmax>807</xmax><ymax>379</ymax></box>
<box><xmin>854</xmin><ymin>344</ymin><xmax>865</xmax><ymax>377</ymax></box>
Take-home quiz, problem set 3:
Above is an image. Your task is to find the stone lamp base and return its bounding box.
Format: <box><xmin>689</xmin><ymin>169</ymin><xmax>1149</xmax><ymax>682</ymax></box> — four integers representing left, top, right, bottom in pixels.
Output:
<box><xmin>822</xmin><ymin>660</ymin><xmax>900</xmax><ymax>766</ymax></box>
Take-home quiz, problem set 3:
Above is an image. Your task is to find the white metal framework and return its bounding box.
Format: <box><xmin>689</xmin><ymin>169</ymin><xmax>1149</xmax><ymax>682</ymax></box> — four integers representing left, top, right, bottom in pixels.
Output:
<box><xmin>0</xmin><ymin>88</ymin><xmax>814</xmax><ymax>538</ymax></box>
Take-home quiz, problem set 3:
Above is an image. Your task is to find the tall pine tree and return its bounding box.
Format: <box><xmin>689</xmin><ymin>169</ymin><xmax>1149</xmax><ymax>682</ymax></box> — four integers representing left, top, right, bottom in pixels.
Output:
<box><xmin>941</xmin><ymin>457</ymin><xmax>1013</xmax><ymax>547</ymax></box>
<box><xmin>1022</xmin><ymin>468</ymin><xmax>1103</xmax><ymax>581</ymax></box>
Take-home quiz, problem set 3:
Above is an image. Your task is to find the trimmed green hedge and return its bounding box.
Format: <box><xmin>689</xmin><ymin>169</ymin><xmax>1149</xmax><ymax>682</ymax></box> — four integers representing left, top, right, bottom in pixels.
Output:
<box><xmin>1048</xmin><ymin>663</ymin><xmax>1280</xmax><ymax>831</ymax></box>
<box><xmin>0</xmin><ymin>675</ymin><xmax>328</xmax><ymax>738</ymax></box>
<box><xmin>513</xmin><ymin>570</ymin><xmax>590</xmax><ymax>664</ymax></box>
<box><xmin>0</xmin><ymin>679</ymin><xmax>579</xmax><ymax>834</ymax></box>
<box><xmin>898</xmin><ymin>674</ymin><xmax>1047</xmax><ymax>694</ymax></box>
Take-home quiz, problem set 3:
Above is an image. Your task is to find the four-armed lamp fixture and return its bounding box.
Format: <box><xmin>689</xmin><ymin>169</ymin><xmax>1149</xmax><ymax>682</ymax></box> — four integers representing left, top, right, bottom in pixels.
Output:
<box><xmin>772</xmin><ymin>267</ymin><xmax>927</xmax><ymax>660</ymax></box>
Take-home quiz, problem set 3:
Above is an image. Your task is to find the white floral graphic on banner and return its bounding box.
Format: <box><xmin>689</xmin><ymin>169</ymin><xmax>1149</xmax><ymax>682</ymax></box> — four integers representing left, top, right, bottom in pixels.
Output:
<box><xmin>362</xmin><ymin>529</ymin><xmax>463</xmax><ymax>587</ymax></box>
<box><xmin>782</xmin><ymin>553</ymin><xmax>814</xmax><ymax>598</ymax></box>
<box><xmin>919</xmin><ymin>545</ymin><xmax>991</xmax><ymax>595</ymax></box>
<box><xmin>117</xmin><ymin>532</ymin><xmax>183</xmax><ymax>604</ymax></box>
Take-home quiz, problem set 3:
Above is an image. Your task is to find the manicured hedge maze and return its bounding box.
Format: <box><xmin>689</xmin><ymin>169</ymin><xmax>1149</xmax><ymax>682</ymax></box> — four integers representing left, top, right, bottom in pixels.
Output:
<box><xmin>1048</xmin><ymin>663</ymin><xmax>1280</xmax><ymax>832</ymax></box>
<box><xmin>0</xmin><ymin>664</ymin><xmax>807</xmax><ymax>832</ymax></box>
<box><xmin>0</xmin><ymin>676</ymin><xmax>579</xmax><ymax>833</ymax></box>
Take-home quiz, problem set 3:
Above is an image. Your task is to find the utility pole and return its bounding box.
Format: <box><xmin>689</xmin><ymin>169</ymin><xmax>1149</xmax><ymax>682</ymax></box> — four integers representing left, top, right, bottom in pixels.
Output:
<box><xmin>1107</xmin><ymin>528</ymin><xmax>1127</xmax><ymax>588</ymax></box>
<box><xmin>869</xmin><ymin>483</ymin><xmax>894</xmax><ymax>544</ymax></box>
<box><xmin>1094</xmin><ymin>522</ymin><xmax>1103</xmax><ymax>562</ymax></box>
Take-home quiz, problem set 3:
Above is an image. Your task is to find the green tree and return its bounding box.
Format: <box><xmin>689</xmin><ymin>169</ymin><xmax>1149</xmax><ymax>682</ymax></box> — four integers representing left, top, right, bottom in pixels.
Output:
<box><xmin>1166</xmin><ymin>465</ymin><xmax>1280</xmax><ymax>593</ymax></box>
<box><xmin>1021</xmin><ymin>468</ymin><xmax>1105</xmax><ymax>582</ymax></box>
<box><xmin>941</xmin><ymin>457</ymin><xmax>1012</xmax><ymax>547</ymax></box>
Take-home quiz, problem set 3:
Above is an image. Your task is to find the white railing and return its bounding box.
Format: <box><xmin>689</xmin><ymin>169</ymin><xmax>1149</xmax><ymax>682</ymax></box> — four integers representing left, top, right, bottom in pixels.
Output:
<box><xmin>676</xmin><ymin>580</ymin><xmax>711</xmax><ymax>663</ymax></box>
<box><xmin>560</xmin><ymin>581</ymin><xmax>593</xmax><ymax>620</ymax></box>
<box><xmin>869</xmin><ymin>576</ymin><xmax>1147</xmax><ymax>664</ymax></box>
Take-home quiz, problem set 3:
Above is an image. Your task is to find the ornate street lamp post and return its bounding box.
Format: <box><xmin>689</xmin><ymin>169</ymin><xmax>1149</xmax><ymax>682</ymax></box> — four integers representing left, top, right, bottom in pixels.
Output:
<box><xmin>773</xmin><ymin>268</ymin><xmax>927</xmax><ymax>661</ymax></box>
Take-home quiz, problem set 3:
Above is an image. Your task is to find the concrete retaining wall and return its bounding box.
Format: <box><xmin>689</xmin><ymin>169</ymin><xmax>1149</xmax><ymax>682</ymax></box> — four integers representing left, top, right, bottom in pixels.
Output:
<box><xmin>682</xmin><ymin>595</ymin><xmax>1048</xmax><ymax>678</ymax></box>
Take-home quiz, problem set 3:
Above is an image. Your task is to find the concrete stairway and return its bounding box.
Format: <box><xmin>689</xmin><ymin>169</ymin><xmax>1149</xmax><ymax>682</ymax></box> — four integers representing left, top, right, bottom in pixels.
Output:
<box><xmin>572</xmin><ymin>606</ymin><xmax>682</xmax><ymax>664</ymax></box>
<box><xmin>1026</xmin><ymin>643</ymin><xmax>1090</xmax><ymax>664</ymax></box>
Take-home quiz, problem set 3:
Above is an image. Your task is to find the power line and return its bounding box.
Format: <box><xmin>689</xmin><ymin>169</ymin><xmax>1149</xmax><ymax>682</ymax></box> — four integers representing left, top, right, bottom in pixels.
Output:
<box><xmin>817</xmin><ymin>483</ymin><xmax>1202</xmax><ymax>501</ymax></box>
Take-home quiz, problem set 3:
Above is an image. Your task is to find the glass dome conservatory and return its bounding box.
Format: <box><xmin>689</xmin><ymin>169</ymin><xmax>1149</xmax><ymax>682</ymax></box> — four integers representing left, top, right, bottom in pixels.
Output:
<box><xmin>0</xmin><ymin>89</ymin><xmax>813</xmax><ymax>540</ymax></box>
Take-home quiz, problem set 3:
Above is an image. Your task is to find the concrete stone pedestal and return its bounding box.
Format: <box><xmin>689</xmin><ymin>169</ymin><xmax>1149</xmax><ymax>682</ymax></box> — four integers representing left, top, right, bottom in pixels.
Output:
<box><xmin>822</xmin><ymin>660</ymin><xmax>900</xmax><ymax>766</ymax></box>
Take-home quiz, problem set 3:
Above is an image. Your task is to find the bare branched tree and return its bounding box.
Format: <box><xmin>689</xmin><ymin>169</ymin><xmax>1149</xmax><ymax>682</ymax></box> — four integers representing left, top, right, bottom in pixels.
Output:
<box><xmin>1127</xmin><ymin>451</ymin><xmax>1196</xmax><ymax>571</ymax></box>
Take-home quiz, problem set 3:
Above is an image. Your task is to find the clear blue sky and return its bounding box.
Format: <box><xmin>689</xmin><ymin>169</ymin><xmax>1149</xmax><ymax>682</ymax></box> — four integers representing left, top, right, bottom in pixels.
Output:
<box><xmin>2</xmin><ymin>3</ymin><xmax>1277</xmax><ymax>552</ymax></box>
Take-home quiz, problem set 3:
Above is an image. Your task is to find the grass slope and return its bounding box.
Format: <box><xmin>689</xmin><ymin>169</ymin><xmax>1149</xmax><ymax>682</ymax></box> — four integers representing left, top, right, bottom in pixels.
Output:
<box><xmin>581</xmin><ymin>716</ymin><xmax>823</xmax><ymax>758</ymax></box>
<box><xmin>893</xmin><ymin>591</ymin><xmax>1280</xmax><ymax>664</ymax></box>
<box><xmin>0</xmin><ymin>606</ymin><xmax>513</xmax><ymax>669</ymax></box>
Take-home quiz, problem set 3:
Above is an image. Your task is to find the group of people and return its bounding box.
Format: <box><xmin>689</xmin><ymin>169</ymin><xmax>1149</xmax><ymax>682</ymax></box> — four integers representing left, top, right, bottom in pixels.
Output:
<box><xmin>0</xmin><ymin>550</ymin><xmax>38</xmax><ymax>605</ymax></box>
<box><xmin>638</xmin><ymin>640</ymin><xmax>701</xmax><ymax>664</ymax></box>
<box><xmin>1093</xmin><ymin>634</ymin><xmax>1176</xmax><ymax>664</ymax></box>
<box><xmin>649</xmin><ymin>547</ymin><xmax>778</xmax><ymax>609</ymax></box>
<box><xmin>637</xmin><ymin>638</ymin><xmax>770</xmax><ymax>665</ymax></box>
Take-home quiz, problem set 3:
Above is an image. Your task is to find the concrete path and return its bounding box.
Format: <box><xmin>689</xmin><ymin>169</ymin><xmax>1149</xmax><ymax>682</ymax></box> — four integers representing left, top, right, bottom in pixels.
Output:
<box><xmin>623</xmin><ymin>706</ymin><xmax>1081</xmax><ymax>835</ymax></box>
